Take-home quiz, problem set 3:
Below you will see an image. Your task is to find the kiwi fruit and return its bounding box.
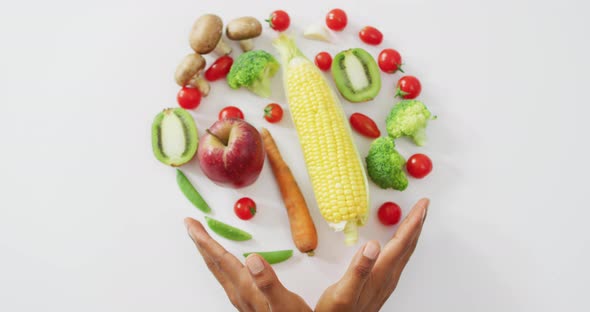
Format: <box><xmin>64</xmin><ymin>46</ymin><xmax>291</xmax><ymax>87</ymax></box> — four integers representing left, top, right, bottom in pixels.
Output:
<box><xmin>152</xmin><ymin>108</ymin><xmax>198</xmax><ymax>166</ymax></box>
<box><xmin>331</xmin><ymin>48</ymin><xmax>381</xmax><ymax>102</ymax></box>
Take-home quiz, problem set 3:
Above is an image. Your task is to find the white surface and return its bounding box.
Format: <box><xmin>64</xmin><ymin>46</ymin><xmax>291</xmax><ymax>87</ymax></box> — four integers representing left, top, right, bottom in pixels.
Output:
<box><xmin>1</xmin><ymin>0</ymin><xmax>589</xmax><ymax>311</ymax></box>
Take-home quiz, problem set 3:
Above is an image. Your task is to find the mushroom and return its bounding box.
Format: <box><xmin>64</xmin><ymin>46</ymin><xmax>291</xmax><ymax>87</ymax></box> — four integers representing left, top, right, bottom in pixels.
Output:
<box><xmin>190</xmin><ymin>14</ymin><xmax>232</xmax><ymax>56</ymax></box>
<box><xmin>226</xmin><ymin>17</ymin><xmax>262</xmax><ymax>52</ymax></box>
<box><xmin>174</xmin><ymin>53</ymin><xmax>210</xmax><ymax>96</ymax></box>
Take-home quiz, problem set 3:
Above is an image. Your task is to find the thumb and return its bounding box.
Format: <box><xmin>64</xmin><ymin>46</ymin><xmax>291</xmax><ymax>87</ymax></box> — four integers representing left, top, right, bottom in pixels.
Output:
<box><xmin>338</xmin><ymin>240</ymin><xmax>380</xmax><ymax>300</ymax></box>
<box><xmin>245</xmin><ymin>254</ymin><xmax>289</xmax><ymax>307</ymax></box>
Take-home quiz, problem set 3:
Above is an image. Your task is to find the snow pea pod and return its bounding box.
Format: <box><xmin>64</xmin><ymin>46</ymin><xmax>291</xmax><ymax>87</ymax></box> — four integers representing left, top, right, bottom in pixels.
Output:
<box><xmin>177</xmin><ymin>169</ymin><xmax>211</xmax><ymax>213</ymax></box>
<box><xmin>205</xmin><ymin>216</ymin><xmax>252</xmax><ymax>241</ymax></box>
<box><xmin>243</xmin><ymin>250</ymin><xmax>293</xmax><ymax>264</ymax></box>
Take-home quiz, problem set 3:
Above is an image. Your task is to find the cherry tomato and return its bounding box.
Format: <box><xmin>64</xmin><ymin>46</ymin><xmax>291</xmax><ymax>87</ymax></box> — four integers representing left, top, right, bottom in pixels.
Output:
<box><xmin>218</xmin><ymin>106</ymin><xmax>244</xmax><ymax>120</ymax></box>
<box><xmin>326</xmin><ymin>8</ymin><xmax>347</xmax><ymax>31</ymax></box>
<box><xmin>396</xmin><ymin>75</ymin><xmax>422</xmax><ymax>99</ymax></box>
<box><xmin>314</xmin><ymin>52</ymin><xmax>332</xmax><ymax>71</ymax></box>
<box><xmin>349</xmin><ymin>113</ymin><xmax>380</xmax><ymax>138</ymax></box>
<box><xmin>359</xmin><ymin>26</ymin><xmax>383</xmax><ymax>45</ymax></box>
<box><xmin>205</xmin><ymin>55</ymin><xmax>233</xmax><ymax>81</ymax></box>
<box><xmin>406</xmin><ymin>154</ymin><xmax>433</xmax><ymax>179</ymax></box>
<box><xmin>234</xmin><ymin>197</ymin><xmax>257</xmax><ymax>220</ymax></box>
<box><xmin>177</xmin><ymin>86</ymin><xmax>201</xmax><ymax>110</ymax></box>
<box><xmin>267</xmin><ymin>10</ymin><xmax>290</xmax><ymax>32</ymax></box>
<box><xmin>264</xmin><ymin>103</ymin><xmax>283</xmax><ymax>123</ymax></box>
<box><xmin>378</xmin><ymin>49</ymin><xmax>404</xmax><ymax>74</ymax></box>
<box><xmin>378</xmin><ymin>202</ymin><xmax>402</xmax><ymax>226</ymax></box>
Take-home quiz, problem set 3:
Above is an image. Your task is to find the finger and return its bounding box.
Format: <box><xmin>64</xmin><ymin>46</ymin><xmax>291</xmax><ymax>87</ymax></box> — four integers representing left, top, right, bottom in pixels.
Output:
<box><xmin>389</xmin><ymin>200</ymin><xmax>429</xmax><ymax>285</ymax></box>
<box><xmin>336</xmin><ymin>240</ymin><xmax>380</xmax><ymax>303</ymax></box>
<box><xmin>185</xmin><ymin>218</ymin><xmax>244</xmax><ymax>282</ymax></box>
<box><xmin>185</xmin><ymin>218</ymin><xmax>241</xmax><ymax>307</ymax></box>
<box><xmin>245</xmin><ymin>254</ymin><xmax>290</xmax><ymax>309</ymax></box>
<box><xmin>374</xmin><ymin>198</ymin><xmax>429</xmax><ymax>276</ymax></box>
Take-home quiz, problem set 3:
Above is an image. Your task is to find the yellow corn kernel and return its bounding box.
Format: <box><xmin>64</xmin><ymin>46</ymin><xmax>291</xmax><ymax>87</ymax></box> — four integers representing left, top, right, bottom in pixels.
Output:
<box><xmin>274</xmin><ymin>35</ymin><xmax>369</xmax><ymax>245</ymax></box>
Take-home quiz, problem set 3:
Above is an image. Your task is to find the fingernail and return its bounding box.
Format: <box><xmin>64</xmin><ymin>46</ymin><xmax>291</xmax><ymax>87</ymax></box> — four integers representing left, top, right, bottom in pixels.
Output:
<box><xmin>362</xmin><ymin>241</ymin><xmax>380</xmax><ymax>260</ymax></box>
<box><xmin>246</xmin><ymin>255</ymin><xmax>265</xmax><ymax>275</ymax></box>
<box><xmin>422</xmin><ymin>199</ymin><xmax>430</xmax><ymax>223</ymax></box>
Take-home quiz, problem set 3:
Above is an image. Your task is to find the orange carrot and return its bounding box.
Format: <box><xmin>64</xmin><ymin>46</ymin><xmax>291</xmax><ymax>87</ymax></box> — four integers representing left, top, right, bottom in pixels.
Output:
<box><xmin>261</xmin><ymin>128</ymin><xmax>318</xmax><ymax>255</ymax></box>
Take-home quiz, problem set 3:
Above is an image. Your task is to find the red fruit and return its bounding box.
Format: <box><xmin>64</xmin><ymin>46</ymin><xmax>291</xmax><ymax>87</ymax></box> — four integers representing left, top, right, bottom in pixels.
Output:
<box><xmin>406</xmin><ymin>154</ymin><xmax>433</xmax><ymax>179</ymax></box>
<box><xmin>267</xmin><ymin>10</ymin><xmax>290</xmax><ymax>32</ymax></box>
<box><xmin>378</xmin><ymin>202</ymin><xmax>402</xmax><ymax>226</ymax></box>
<box><xmin>326</xmin><ymin>8</ymin><xmax>347</xmax><ymax>31</ymax></box>
<box><xmin>359</xmin><ymin>26</ymin><xmax>383</xmax><ymax>45</ymax></box>
<box><xmin>177</xmin><ymin>86</ymin><xmax>202</xmax><ymax>109</ymax></box>
<box><xmin>205</xmin><ymin>55</ymin><xmax>233</xmax><ymax>81</ymax></box>
<box><xmin>234</xmin><ymin>197</ymin><xmax>257</xmax><ymax>220</ymax></box>
<box><xmin>378</xmin><ymin>49</ymin><xmax>404</xmax><ymax>74</ymax></box>
<box><xmin>349</xmin><ymin>113</ymin><xmax>380</xmax><ymax>138</ymax></box>
<box><xmin>396</xmin><ymin>75</ymin><xmax>422</xmax><ymax>99</ymax></box>
<box><xmin>218</xmin><ymin>106</ymin><xmax>244</xmax><ymax>120</ymax></box>
<box><xmin>314</xmin><ymin>52</ymin><xmax>332</xmax><ymax>71</ymax></box>
<box><xmin>263</xmin><ymin>103</ymin><xmax>283</xmax><ymax>123</ymax></box>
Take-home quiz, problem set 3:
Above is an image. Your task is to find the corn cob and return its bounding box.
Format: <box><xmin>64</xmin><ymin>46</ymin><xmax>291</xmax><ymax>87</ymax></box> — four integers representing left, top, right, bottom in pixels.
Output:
<box><xmin>273</xmin><ymin>35</ymin><xmax>369</xmax><ymax>245</ymax></box>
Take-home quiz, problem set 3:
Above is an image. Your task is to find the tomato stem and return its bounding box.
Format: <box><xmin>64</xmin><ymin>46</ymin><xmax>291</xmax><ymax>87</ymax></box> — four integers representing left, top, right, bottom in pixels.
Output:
<box><xmin>395</xmin><ymin>87</ymin><xmax>409</xmax><ymax>98</ymax></box>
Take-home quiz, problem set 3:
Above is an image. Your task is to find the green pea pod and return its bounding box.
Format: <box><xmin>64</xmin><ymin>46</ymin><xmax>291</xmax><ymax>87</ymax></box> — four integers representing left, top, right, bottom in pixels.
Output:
<box><xmin>243</xmin><ymin>250</ymin><xmax>293</xmax><ymax>264</ymax></box>
<box><xmin>177</xmin><ymin>169</ymin><xmax>211</xmax><ymax>213</ymax></box>
<box><xmin>205</xmin><ymin>216</ymin><xmax>252</xmax><ymax>241</ymax></box>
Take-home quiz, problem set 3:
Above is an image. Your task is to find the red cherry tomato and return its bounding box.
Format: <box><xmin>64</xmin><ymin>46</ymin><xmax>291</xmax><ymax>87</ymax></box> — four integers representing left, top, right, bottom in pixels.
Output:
<box><xmin>234</xmin><ymin>197</ymin><xmax>257</xmax><ymax>220</ymax></box>
<box><xmin>205</xmin><ymin>55</ymin><xmax>233</xmax><ymax>81</ymax></box>
<box><xmin>378</xmin><ymin>49</ymin><xmax>404</xmax><ymax>74</ymax></box>
<box><xmin>349</xmin><ymin>113</ymin><xmax>380</xmax><ymax>138</ymax></box>
<box><xmin>264</xmin><ymin>103</ymin><xmax>283</xmax><ymax>123</ymax></box>
<box><xmin>406</xmin><ymin>154</ymin><xmax>433</xmax><ymax>179</ymax></box>
<box><xmin>359</xmin><ymin>26</ymin><xmax>383</xmax><ymax>45</ymax></box>
<box><xmin>326</xmin><ymin>8</ymin><xmax>347</xmax><ymax>31</ymax></box>
<box><xmin>314</xmin><ymin>52</ymin><xmax>332</xmax><ymax>71</ymax></box>
<box><xmin>396</xmin><ymin>75</ymin><xmax>422</xmax><ymax>99</ymax></box>
<box><xmin>378</xmin><ymin>202</ymin><xmax>402</xmax><ymax>226</ymax></box>
<box><xmin>177</xmin><ymin>86</ymin><xmax>201</xmax><ymax>110</ymax></box>
<box><xmin>218</xmin><ymin>106</ymin><xmax>244</xmax><ymax>120</ymax></box>
<box><xmin>267</xmin><ymin>10</ymin><xmax>290</xmax><ymax>32</ymax></box>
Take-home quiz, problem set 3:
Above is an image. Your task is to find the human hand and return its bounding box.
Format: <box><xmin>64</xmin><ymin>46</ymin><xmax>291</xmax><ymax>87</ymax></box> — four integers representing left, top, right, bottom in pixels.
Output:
<box><xmin>315</xmin><ymin>198</ymin><xmax>429</xmax><ymax>312</ymax></box>
<box><xmin>185</xmin><ymin>218</ymin><xmax>312</xmax><ymax>312</ymax></box>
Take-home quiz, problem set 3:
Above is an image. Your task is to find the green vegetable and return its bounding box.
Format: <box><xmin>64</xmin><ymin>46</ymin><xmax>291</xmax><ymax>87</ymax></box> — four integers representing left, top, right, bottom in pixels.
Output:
<box><xmin>365</xmin><ymin>137</ymin><xmax>408</xmax><ymax>190</ymax></box>
<box><xmin>176</xmin><ymin>169</ymin><xmax>210</xmax><ymax>213</ymax></box>
<box><xmin>205</xmin><ymin>216</ymin><xmax>252</xmax><ymax>241</ymax></box>
<box><xmin>227</xmin><ymin>50</ymin><xmax>280</xmax><ymax>98</ymax></box>
<box><xmin>386</xmin><ymin>100</ymin><xmax>434</xmax><ymax>146</ymax></box>
<box><xmin>243</xmin><ymin>250</ymin><xmax>293</xmax><ymax>264</ymax></box>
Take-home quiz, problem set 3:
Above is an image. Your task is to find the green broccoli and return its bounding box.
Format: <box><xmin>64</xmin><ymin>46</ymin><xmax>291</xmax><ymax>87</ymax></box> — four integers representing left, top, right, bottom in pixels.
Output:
<box><xmin>386</xmin><ymin>100</ymin><xmax>434</xmax><ymax>146</ymax></box>
<box><xmin>365</xmin><ymin>137</ymin><xmax>408</xmax><ymax>191</ymax></box>
<box><xmin>226</xmin><ymin>50</ymin><xmax>280</xmax><ymax>98</ymax></box>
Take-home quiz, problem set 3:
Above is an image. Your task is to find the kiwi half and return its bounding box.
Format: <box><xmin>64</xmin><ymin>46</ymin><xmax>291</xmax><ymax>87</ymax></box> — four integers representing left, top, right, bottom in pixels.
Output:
<box><xmin>152</xmin><ymin>108</ymin><xmax>198</xmax><ymax>167</ymax></box>
<box><xmin>331</xmin><ymin>48</ymin><xmax>381</xmax><ymax>102</ymax></box>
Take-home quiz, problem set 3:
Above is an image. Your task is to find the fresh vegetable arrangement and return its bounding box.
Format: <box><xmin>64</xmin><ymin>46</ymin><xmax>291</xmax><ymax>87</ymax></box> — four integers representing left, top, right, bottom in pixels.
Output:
<box><xmin>151</xmin><ymin>8</ymin><xmax>436</xmax><ymax>264</ymax></box>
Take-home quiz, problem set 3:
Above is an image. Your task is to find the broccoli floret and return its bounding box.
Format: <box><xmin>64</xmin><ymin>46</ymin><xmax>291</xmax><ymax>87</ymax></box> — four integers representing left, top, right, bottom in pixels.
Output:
<box><xmin>365</xmin><ymin>137</ymin><xmax>408</xmax><ymax>190</ymax></box>
<box><xmin>386</xmin><ymin>100</ymin><xmax>434</xmax><ymax>146</ymax></box>
<box><xmin>226</xmin><ymin>50</ymin><xmax>279</xmax><ymax>98</ymax></box>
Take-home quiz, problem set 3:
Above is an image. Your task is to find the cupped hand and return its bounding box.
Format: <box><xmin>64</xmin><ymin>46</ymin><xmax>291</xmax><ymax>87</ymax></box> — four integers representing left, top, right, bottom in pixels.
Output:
<box><xmin>185</xmin><ymin>218</ymin><xmax>312</xmax><ymax>312</ymax></box>
<box><xmin>315</xmin><ymin>198</ymin><xmax>429</xmax><ymax>312</ymax></box>
<box><xmin>185</xmin><ymin>197</ymin><xmax>428</xmax><ymax>312</ymax></box>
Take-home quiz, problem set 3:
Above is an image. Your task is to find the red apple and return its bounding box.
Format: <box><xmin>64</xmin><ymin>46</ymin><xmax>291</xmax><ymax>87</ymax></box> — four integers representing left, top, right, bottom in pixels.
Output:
<box><xmin>197</xmin><ymin>118</ymin><xmax>265</xmax><ymax>188</ymax></box>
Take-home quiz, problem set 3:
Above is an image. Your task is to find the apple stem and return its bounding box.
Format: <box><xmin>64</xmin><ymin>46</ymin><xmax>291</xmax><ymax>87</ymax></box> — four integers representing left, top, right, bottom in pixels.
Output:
<box><xmin>206</xmin><ymin>129</ymin><xmax>228</xmax><ymax>146</ymax></box>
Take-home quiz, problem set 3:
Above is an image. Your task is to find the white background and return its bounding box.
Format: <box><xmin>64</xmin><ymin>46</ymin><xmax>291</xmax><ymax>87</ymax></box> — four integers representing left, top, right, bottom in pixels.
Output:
<box><xmin>1</xmin><ymin>0</ymin><xmax>589</xmax><ymax>311</ymax></box>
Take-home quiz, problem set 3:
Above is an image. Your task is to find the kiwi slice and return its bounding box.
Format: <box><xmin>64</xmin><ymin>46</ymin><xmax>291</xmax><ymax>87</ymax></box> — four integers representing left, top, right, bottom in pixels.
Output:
<box><xmin>331</xmin><ymin>48</ymin><xmax>381</xmax><ymax>102</ymax></box>
<box><xmin>152</xmin><ymin>108</ymin><xmax>198</xmax><ymax>167</ymax></box>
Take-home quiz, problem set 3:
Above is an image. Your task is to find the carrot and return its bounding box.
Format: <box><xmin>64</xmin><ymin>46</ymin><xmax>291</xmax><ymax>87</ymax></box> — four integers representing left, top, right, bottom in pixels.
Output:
<box><xmin>260</xmin><ymin>128</ymin><xmax>318</xmax><ymax>256</ymax></box>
